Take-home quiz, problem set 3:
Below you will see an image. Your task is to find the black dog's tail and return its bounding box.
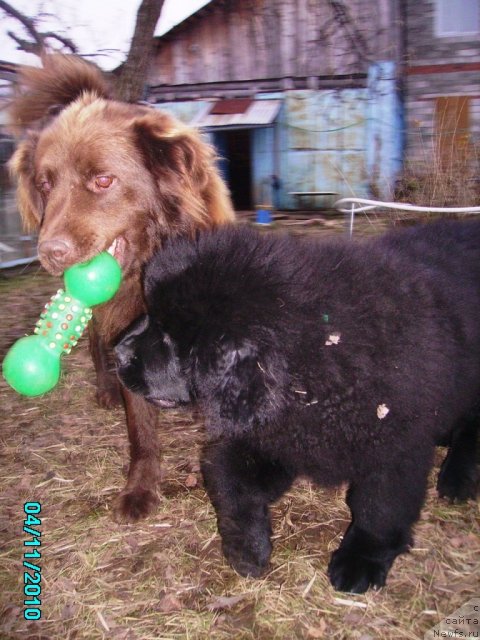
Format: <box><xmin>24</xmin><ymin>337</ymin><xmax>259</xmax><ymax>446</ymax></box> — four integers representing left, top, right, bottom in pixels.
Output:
<box><xmin>9</xmin><ymin>54</ymin><xmax>111</xmax><ymax>129</ymax></box>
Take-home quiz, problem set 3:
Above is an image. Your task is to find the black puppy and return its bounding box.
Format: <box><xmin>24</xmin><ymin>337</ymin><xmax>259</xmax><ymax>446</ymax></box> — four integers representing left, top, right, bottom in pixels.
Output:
<box><xmin>115</xmin><ymin>222</ymin><xmax>479</xmax><ymax>593</ymax></box>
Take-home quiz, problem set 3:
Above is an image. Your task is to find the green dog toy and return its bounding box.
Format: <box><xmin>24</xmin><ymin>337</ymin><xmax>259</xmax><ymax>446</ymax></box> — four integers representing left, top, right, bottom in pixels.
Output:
<box><xmin>3</xmin><ymin>252</ymin><xmax>122</xmax><ymax>397</ymax></box>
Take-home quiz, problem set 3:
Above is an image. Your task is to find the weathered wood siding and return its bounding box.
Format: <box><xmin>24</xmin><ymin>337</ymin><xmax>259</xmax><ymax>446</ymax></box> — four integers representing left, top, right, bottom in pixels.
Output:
<box><xmin>149</xmin><ymin>0</ymin><xmax>403</xmax><ymax>204</ymax></box>
<box><xmin>149</xmin><ymin>0</ymin><xmax>400</xmax><ymax>88</ymax></box>
<box><xmin>404</xmin><ymin>0</ymin><xmax>480</xmax><ymax>171</ymax></box>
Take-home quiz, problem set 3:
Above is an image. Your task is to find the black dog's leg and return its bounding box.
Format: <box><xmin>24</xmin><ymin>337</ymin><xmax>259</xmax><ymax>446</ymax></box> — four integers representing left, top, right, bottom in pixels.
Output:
<box><xmin>437</xmin><ymin>412</ymin><xmax>479</xmax><ymax>502</ymax></box>
<box><xmin>201</xmin><ymin>438</ymin><xmax>293</xmax><ymax>577</ymax></box>
<box><xmin>328</xmin><ymin>521</ymin><xmax>409</xmax><ymax>594</ymax></box>
<box><xmin>328</xmin><ymin>454</ymin><xmax>432</xmax><ymax>593</ymax></box>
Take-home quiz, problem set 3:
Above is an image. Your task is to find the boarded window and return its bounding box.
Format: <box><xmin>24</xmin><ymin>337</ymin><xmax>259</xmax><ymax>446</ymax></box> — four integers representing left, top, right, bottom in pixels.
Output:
<box><xmin>436</xmin><ymin>0</ymin><xmax>479</xmax><ymax>36</ymax></box>
<box><xmin>434</xmin><ymin>96</ymin><xmax>470</xmax><ymax>168</ymax></box>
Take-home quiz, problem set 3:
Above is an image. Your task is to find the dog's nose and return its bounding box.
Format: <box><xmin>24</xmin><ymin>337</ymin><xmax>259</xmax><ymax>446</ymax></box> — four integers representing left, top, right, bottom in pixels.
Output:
<box><xmin>38</xmin><ymin>239</ymin><xmax>72</xmax><ymax>270</ymax></box>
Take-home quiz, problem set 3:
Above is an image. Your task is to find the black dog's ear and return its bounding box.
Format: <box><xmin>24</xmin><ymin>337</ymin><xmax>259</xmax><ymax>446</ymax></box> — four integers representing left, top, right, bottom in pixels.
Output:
<box><xmin>203</xmin><ymin>340</ymin><xmax>287</xmax><ymax>438</ymax></box>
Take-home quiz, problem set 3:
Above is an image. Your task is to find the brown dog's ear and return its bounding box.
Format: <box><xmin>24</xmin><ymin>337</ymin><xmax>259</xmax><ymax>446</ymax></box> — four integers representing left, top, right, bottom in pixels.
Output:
<box><xmin>134</xmin><ymin>112</ymin><xmax>210</xmax><ymax>187</ymax></box>
<box><xmin>9</xmin><ymin>135</ymin><xmax>42</xmax><ymax>231</ymax></box>
<box><xmin>9</xmin><ymin>54</ymin><xmax>110</xmax><ymax>129</ymax></box>
<box><xmin>133</xmin><ymin>111</ymin><xmax>234</xmax><ymax>229</ymax></box>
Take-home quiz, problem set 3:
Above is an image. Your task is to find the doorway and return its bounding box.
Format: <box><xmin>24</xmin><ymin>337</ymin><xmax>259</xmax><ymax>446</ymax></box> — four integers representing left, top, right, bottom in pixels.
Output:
<box><xmin>213</xmin><ymin>129</ymin><xmax>253</xmax><ymax>210</ymax></box>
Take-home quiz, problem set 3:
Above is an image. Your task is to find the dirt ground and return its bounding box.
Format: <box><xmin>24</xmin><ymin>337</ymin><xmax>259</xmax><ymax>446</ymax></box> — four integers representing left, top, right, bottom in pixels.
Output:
<box><xmin>0</xmin><ymin>213</ymin><xmax>479</xmax><ymax>639</ymax></box>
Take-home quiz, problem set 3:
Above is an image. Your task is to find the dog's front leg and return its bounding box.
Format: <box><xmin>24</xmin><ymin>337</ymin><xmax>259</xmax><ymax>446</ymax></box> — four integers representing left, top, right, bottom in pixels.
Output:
<box><xmin>201</xmin><ymin>438</ymin><xmax>293</xmax><ymax>577</ymax></box>
<box><xmin>88</xmin><ymin>319</ymin><xmax>123</xmax><ymax>409</ymax></box>
<box><xmin>327</xmin><ymin>450</ymin><xmax>432</xmax><ymax>593</ymax></box>
<box><xmin>112</xmin><ymin>387</ymin><xmax>162</xmax><ymax>522</ymax></box>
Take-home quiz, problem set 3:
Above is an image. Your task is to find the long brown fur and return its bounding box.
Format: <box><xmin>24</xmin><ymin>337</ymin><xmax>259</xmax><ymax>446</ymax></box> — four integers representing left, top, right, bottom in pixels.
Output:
<box><xmin>9</xmin><ymin>54</ymin><xmax>111</xmax><ymax>129</ymax></box>
<box><xmin>8</xmin><ymin>54</ymin><xmax>235</xmax><ymax>523</ymax></box>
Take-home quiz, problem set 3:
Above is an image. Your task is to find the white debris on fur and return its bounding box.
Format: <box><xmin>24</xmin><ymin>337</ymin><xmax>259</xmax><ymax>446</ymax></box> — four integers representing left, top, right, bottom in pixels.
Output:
<box><xmin>325</xmin><ymin>332</ymin><xmax>341</xmax><ymax>346</ymax></box>
<box><xmin>377</xmin><ymin>404</ymin><xmax>390</xmax><ymax>420</ymax></box>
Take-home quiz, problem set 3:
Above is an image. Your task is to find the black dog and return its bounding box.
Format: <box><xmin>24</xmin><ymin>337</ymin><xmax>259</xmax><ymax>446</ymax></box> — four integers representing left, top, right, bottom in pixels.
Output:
<box><xmin>115</xmin><ymin>222</ymin><xmax>479</xmax><ymax>593</ymax></box>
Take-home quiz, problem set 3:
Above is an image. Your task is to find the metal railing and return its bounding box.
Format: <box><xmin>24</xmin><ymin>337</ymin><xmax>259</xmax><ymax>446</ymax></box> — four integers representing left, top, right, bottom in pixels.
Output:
<box><xmin>334</xmin><ymin>197</ymin><xmax>480</xmax><ymax>237</ymax></box>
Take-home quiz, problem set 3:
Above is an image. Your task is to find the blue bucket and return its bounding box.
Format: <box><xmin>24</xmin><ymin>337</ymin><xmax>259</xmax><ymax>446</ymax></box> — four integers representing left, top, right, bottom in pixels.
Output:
<box><xmin>256</xmin><ymin>208</ymin><xmax>272</xmax><ymax>225</ymax></box>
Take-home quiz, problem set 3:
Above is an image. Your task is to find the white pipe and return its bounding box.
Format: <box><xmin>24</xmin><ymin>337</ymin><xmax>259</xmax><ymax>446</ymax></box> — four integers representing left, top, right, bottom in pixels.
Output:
<box><xmin>334</xmin><ymin>198</ymin><xmax>480</xmax><ymax>237</ymax></box>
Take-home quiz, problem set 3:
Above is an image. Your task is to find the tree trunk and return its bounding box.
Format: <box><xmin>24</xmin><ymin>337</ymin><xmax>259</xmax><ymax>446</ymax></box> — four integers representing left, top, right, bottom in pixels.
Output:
<box><xmin>114</xmin><ymin>0</ymin><xmax>165</xmax><ymax>102</ymax></box>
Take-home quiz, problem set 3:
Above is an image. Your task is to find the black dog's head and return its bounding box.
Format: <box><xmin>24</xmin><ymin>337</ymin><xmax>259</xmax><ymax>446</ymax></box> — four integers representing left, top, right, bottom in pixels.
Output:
<box><xmin>115</xmin><ymin>312</ymin><xmax>287</xmax><ymax>437</ymax></box>
<box><xmin>115</xmin><ymin>227</ymin><xmax>293</xmax><ymax>436</ymax></box>
<box><xmin>115</xmin><ymin>314</ymin><xmax>191</xmax><ymax>408</ymax></box>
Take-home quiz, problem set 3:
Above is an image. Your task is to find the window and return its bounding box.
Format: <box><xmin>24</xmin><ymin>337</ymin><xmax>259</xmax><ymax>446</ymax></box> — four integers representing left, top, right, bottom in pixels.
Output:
<box><xmin>436</xmin><ymin>0</ymin><xmax>479</xmax><ymax>36</ymax></box>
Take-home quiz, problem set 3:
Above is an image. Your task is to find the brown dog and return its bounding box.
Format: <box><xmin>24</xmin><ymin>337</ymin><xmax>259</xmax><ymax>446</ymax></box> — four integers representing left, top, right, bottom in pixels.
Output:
<box><xmin>9</xmin><ymin>54</ymin><xmax>234</xmax><ymax>522</ymax></box>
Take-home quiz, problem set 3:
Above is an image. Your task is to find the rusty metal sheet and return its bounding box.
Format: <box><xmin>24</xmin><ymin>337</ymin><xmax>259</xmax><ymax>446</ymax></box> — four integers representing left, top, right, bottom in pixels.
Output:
<box><xmin>191</xmin><ymin>99</ymin><xmax>281</xmax><ymax>129</ymax></box>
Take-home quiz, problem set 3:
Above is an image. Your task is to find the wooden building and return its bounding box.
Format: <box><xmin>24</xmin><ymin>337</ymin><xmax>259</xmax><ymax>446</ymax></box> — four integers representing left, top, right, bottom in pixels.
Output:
<box><xmin>404</xmin><ymin>0</ymin><xmax>480</xmax><ymax>186</ymax></box>
<box><xmin>146</xmin><ymin>0</ymin><xmax>404</xmax><ymax>209</ymax></box>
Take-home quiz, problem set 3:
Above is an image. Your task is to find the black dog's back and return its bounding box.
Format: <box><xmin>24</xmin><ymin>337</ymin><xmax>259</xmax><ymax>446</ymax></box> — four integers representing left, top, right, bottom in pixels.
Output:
<box><xmin>147</xmin><ymin>217</ymin><xmax>480</xmax><ymax>419</ymax></box>
<box><xmin>150</xmin><ymin>218</ymin><xmax>480</xmax><ymax>309</ymax></box>
<box><xmin>146</xmin><ymin>219</ymin><xmax>480</xmax><ymax>445</ymax></box>
<box><xmin>381</xmin><ymin>218</ymin><xmax>480</xmax><ymax>285</ymax></box>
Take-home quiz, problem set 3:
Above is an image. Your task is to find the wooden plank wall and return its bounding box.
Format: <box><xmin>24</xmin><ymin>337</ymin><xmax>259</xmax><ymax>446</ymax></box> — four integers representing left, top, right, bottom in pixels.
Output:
<box><xmin>149</xmin><ymin>0</ymin><xmax>400</xmax><ymax>87</ymax></box>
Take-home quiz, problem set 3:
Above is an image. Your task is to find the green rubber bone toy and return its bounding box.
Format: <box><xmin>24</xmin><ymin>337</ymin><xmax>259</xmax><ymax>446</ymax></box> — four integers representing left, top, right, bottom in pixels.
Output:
<box><xmin>3</xmin><ymin>252</ymin><xmax>122</xmax><ymax>397</ymax></box>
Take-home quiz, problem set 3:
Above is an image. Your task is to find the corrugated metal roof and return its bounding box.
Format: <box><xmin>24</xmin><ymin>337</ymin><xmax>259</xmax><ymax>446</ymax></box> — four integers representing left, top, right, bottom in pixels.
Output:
<box><xmin>190</xmin><ymin>99</ymin><xmax>281</xmax><ymax>130</ymax></box>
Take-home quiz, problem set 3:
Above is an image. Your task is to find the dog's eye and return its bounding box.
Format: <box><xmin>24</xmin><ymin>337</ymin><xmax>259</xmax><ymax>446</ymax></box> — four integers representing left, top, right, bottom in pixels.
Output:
<box><xmin>95</xmin><ymin>175</ymin><xmax>114</xmax><ymax>189</ymax></box>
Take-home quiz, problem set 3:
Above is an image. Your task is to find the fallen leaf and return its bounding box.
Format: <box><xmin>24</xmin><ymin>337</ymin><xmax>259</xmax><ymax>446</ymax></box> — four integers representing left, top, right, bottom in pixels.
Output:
<box><xmin>0</xmin><ymin>606</ymin><xmax>21</xmax><ymax>633</ymax></box>
<box><xmin>306</xmin><ymin>618</ymin><xmax>327</xmax><ymax>638</ymax></box>
<box><xmin>185</xmin><ymin>473</ymin><xmax>198</xmax><ymax>488</ymax></box>
<box><xmin>61</xmin><ymin>603</ymin><xmax>79</xmax><ymax>620</ymax></box>
<box><xmin>450</xmin><ymin>534</ymin><xmax>478</xmax><ymax>548</ymax></box>
<box><xmin>344</xmin><ymin>611</ymin><xmax>364</xmax><ymax>625</ymax></box>
<box><xmin>158</xmin><ymin>593</ymin><xmax>182</xmax><ymax>613</ymax></box>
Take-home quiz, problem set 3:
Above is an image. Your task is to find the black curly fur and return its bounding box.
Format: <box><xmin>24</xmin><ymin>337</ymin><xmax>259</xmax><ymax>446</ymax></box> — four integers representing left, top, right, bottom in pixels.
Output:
<box><xmin>116</xmin><ymin>220</ymin><xmax>480</xmax><ymax>593</ymax></box>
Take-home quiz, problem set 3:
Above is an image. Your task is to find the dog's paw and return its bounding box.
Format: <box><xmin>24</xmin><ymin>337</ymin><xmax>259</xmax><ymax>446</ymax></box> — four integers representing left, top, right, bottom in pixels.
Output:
<box><xmin>222</xmin><ymin>533</ymin><xmax>272</xmax><ymax>578</ymax></box>
<box><xmin>96</xmin><ymin>385</ymin><xmax>123</xmax><ymax>409</ymax></box>
<box><xmin>327</xmin><ymin>548</ymin><xmax>387</xmax><ymax>594</ymax></box>
<box><xmin>437</xmin><ymin>464</ymin><xmax>478</xmax><ymax>503</ymax></box>
<box><xmin>112</xmin><ymin>488</ymin><xmax>159</xmax><ymax>523</ymax></box>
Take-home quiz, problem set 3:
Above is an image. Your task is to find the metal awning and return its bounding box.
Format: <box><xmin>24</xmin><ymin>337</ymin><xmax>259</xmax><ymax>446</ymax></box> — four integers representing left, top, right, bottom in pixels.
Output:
<box><xmin>190</xmin><ymin>99</ymin><xmax>281</xmax><ymax>130</ymax></box>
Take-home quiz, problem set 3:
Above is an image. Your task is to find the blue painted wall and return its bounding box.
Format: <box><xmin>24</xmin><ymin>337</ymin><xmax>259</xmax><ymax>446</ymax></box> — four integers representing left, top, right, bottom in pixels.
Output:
<box><xmin>279</xmin><ymin>89</ymin><xmax>370</xmax><ymax>208</ymax></box>
<box><xmin>366</xmin><ymin>61</ymin><xmax>404</xmax><ymax>199</ymax></box>
<box><xmin>251</xmin><ymin>126</ymin><xmax>276</xmax><ymax>206</ymax></box>
<box><xmin>155</xmin><ymin>65</ymin><xmax>403</xmax><ymax>209</ymax></box>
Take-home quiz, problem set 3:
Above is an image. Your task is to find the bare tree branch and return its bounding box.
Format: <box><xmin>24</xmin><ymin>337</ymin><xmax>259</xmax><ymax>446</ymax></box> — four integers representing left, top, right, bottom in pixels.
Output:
<box><xmin>0</xmin><ymin>0</ymin><xmax>42</xmax><ymax>46</ymax></box>
<box><xmin>0</xmin><ymin>0</ymin><xmax>78</xmax><ymax>54</ymax></box>
<box><xmin>6</xmin><ymin>30</ymin><xmax>42</xmax><ymax>56</ymax></box>
<box><xmin>1</xmin><ymin>0</ymin><xmax>164</xmax><ymax>103</ymax></box>
<box><xmin>42</xmin><ymin>31</ymin><xmax>78</xmax><ymax>53</ymax></box>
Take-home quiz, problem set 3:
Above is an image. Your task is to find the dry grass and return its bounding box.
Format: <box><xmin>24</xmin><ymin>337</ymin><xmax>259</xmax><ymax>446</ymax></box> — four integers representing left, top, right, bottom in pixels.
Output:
<box><xmin>397</xmin><ymin>139</ymin><xmax>480</xmax><ymax>209</ymax></box>
<box><xmin>0</xmin><ymin>218</ymin><xmax>479</xmax><ymax>640</ymax></box>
